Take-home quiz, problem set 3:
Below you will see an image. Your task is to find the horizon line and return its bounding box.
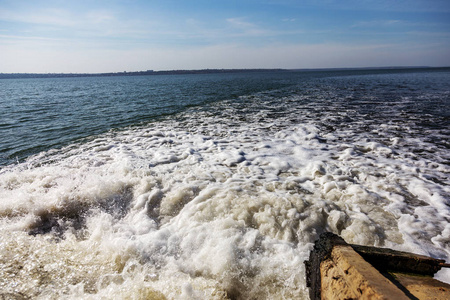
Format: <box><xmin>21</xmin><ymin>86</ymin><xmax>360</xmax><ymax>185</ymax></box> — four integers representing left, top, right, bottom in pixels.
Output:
<box><xmin>1</xmin><ymin>66</ymin><xmax>449</xmax><ymax>78</ymax></box>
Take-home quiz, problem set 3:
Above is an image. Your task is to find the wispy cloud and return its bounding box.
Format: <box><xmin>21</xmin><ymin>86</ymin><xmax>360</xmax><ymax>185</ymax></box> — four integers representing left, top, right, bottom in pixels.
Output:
<box><xmin>226</xmin><ymin>18</ymin><xmax>268</xmax><ymax>36</ymax></box>
<box><xmin>351</xmin><ymin>19</ymin><xmax>404</xmax><ymax>28</ymax></box>
<box><xmin>225</xmin><ymin>17</ymin><xmax>304</xmax><ymax>39</ymax></box>
<box><xmin>0</xmin><ymin>8</ymin><xmax>77</xmax><ymax>27</ymax></box>
<box><xmin>272</xmin><ymin>0</ymin><xmax>450</xmax><ymax>13</ymax></box>
<box><xmin>0</xmin><ymin>7</ymin><xmax>149</xmax><ymax>36</ymax></box>
<box><xmin>85</xmin><ymin>10</ymin><xmax>115</xmax><ymax>24</ymax></box>
<box><xmin>0</xmin><ymin>34</ymin><xmax>63</xmax><ymax>41</ymax></box>
<box><xmin>226</xmin><ymin>18</ymin><xmax>257</xmax><ymax>29</ymax></box>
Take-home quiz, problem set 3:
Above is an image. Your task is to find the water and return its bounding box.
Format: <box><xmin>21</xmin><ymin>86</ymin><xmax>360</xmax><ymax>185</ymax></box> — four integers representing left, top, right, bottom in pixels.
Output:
<box><xmin>0</xmin><ymin>73</ymin><xmax>289</xmax><ymax>166</ymax></box>
<box><xmin>0</xmin><ymin>69</ymin><xmax>449</xmax><ymax>299</ymax></box>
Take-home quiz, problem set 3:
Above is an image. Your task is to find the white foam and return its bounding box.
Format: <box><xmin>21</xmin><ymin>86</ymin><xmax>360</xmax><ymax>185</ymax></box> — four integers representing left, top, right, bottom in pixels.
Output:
<box><xmin>0</xmin><ymin>97</ymin><xmax>449</xmax><ymax>298</ymax></box>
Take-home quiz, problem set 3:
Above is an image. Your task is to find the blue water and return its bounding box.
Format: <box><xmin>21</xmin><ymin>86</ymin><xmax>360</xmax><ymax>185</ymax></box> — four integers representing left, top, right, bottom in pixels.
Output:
<box><xmin>1</xmin><ymin>68</ymin><xmax>450</xmax><ymax>298</ymax></box>
<box><xmin>1</xmin><ymin>69</ymin><xmax>449</xmax><ymax>167</ymax></box>
<box><xmin>0</xmin><ymin>72</ymin><xmax>295</xmax><ymax>166</ymax></box>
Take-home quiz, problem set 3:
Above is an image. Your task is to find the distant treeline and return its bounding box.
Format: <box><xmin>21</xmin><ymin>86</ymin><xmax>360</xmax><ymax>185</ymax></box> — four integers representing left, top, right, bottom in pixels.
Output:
<box><xmin>0</xmin><ymin>69</ymin><xmax>287</xmax><ymax>79</ymax></box>
<box><xmin>1</xmin><ymin>67</ymin><xmax>449</xmax><ymax>80</ymax></box>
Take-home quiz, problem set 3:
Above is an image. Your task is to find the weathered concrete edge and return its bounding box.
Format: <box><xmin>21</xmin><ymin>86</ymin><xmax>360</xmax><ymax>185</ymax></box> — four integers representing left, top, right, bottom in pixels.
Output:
<box><xmin>351</xmin><ymin>244</ymin><xmax>445</xmax><ymax>276</ymax></box>
<box><xmin>305</xmin><ymin>232</ymin><xmax>348</xmax><ymax>300</ymax></box>
<box><xmin>305</xmin><ymin>232</ymin><xmax>448</xmax><ymax>300</ymax></box>
<box><xmin>322</xmin><ymin>245</ymin><xmax>411</xmax><ymax>299</ymax></box>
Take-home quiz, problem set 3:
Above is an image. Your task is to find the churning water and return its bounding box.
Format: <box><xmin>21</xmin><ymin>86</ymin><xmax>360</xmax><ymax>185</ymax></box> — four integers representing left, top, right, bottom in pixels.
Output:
<box><xmin>0</xmin><ymin>69</ymin><xmax>449</xmax><ymax>299</ymax></box>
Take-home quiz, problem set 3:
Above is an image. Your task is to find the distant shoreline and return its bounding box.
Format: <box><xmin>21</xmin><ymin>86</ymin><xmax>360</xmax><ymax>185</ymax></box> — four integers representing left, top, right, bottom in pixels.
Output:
<box><xmin>1</xmin><ymin>66</ymin><xmax>449</xmax><ymax>79</ymax></box>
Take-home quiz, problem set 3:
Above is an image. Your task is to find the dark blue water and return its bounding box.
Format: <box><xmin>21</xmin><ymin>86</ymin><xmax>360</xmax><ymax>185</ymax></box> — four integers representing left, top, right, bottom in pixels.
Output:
<box><xmin>0</xmin><ymin>73</ymin><xmax>297</xmax><ymax>166</ymax></box>
<box><xmin>1</xmin><ymin>69</ymin><xmax>449</xmax><ymax>166</ymax></box>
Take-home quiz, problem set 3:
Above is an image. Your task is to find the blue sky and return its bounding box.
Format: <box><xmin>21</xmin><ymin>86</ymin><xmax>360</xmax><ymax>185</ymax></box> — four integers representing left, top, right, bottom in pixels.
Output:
<box><xmin>1</xmin><ymin>0</ymin><xmax>449</xmax><ymax>72</ymax></box>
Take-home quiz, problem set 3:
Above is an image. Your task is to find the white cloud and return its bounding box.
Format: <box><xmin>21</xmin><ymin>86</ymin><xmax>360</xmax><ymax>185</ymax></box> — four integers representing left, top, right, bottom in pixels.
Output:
<box><xmin>85</xmin><ymin>10</ymin><xmax>115</xmax><ymax>24</ymax></box>
<box><xmin>353</xmin><ymin>19</ymin><xmax>402</xmax><ymax>27</ymax></box>
<box><xmin>0</xmin><ymin>7</ymin><xmax>152</xmax><ymax>39</ymax></box>
<box><xmin>274</xmin><ymin>0</ymin><xmax>450</xmax><ymax>13</ymax></box>
<box><xmin>225</xmin><ymin>18</ymin><xmax>273</xmax><ymax>37</ymax></box>
<box><xmin>226</xmin><ymin>18</ymin><xmax>257</xmax><ymax>29</ymax></box>
<box><xmin>0</xmin><ymin>8</ymin><xmax>76</xmax><ymax>27</ymax></box>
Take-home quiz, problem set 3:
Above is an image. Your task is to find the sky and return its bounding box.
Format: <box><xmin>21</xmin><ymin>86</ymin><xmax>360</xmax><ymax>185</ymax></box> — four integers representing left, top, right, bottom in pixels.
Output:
<box><xmin>0</xmin><ymin>0</ymin><xmax>449</xmax><ymax>73</ymax></box>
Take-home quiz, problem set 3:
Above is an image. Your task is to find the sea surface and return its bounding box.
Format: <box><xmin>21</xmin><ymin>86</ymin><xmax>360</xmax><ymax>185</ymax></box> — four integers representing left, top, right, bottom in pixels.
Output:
<box><xmin>0</xmin><ymin>69</ymin><xmax>449</xmax><ymax>299</ymax></box>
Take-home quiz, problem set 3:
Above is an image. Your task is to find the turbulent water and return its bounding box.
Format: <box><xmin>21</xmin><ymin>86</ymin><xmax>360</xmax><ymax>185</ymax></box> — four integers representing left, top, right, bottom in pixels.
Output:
<box><xmin>0</xmin><ymin>69</ymin><xmax>449</xmax><ymax>299</ymax></box>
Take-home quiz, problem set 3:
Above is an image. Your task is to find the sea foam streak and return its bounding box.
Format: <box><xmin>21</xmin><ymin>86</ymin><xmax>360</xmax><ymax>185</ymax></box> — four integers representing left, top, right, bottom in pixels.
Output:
<box><xmin>1</xmin><ymin>78</ymin><xmax>449</xmax><ymax>299</ymax></box>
